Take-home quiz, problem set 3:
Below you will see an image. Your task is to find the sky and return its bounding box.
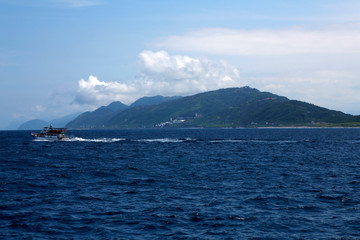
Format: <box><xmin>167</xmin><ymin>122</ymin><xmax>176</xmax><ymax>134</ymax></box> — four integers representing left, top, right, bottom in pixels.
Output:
<box><xmin>1</xmin><ymin>0</ymin><xmax>360</xmax><ymax>129</ymax></box>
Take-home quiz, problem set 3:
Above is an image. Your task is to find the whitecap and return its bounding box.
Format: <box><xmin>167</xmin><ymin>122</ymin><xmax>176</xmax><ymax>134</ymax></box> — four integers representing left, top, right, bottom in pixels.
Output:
<box><xmin>137</xmin><ymin>138</ymin><xmax>184</xmax><ymax>143</ymax></box>
<box><xmin>68</xmin><ymin>137</ymin><xmax>125</xmax><ymax>143</ymax></box>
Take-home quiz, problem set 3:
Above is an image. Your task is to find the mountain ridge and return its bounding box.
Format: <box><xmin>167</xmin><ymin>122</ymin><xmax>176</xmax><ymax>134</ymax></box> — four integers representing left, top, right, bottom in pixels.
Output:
<box><xmin>66</xmin><ymin>95</ymin><xmax>183</xmax><ymax>129</ymax></box>
<box><xmin>130</xmin><ymin>96</ymin><xmax>182</xmax><ymax>107</ymax></box>
<box><xmin>67</xmin><ymin>87</ymin><xmax>360</xmax><ymax>129</ymax></box>
<box><xmin>19</xmin><ymin>87</ymin><xmax>359</xmax><ymax>130</ymax></box>
<box><xmin>17</xmin><ymin>112</ymin><xmax>80</xmax><ymax>130</ymax></box>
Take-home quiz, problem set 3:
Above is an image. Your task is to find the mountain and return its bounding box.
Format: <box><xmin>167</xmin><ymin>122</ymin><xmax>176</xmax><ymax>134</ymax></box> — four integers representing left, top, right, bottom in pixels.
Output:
<box><xmin>66</xmin><ymin>101</ymin><xmax>128</xmax><ymax>129</ymax></box>
<box><xmin>51</xmin><ymin>112</ymin><xmax>81</xmax><ymax>127</ymax></box>
<box><xmin>17</xmin><ymin>112</ymin><xmax>81</xmax><ymax>130</ymax></box>
<box><xmin>130</xmin><ymin>96</ymin><xmax>182</xmax><ymax>107</ymax></box>
<box><xmin>104</xmin><ymin>87</ymin><xmax>357</xmax><ymax>128</ymax></box>
<box><xmin>66</xmin><ymin>87</ymin><xmax>360</xmax><ymax>129</ymax></box>
<box><xmin>66</xmin><ymin>96</ymin><xmax>182</xmax><ymax>129</ymax></box>
<box><xmin>107</xmin><ymin>101</ymin><xmax>129</xmax><ymax>112</ymax></box>
<box><xmin>18</xmin><ymin>119</ymin><xmax>49</xmax><ymax>130</ymax></box>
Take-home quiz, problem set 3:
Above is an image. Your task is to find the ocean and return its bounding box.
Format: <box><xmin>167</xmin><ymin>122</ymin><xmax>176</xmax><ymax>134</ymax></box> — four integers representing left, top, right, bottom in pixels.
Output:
<box><xmin>1</xmin><ymin>128</ymin><xmax>360</xmax><ymax>239</ymax></box>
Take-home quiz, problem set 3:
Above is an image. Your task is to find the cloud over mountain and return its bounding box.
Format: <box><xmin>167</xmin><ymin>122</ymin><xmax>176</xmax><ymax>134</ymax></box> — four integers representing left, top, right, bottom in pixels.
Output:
<box><xmin>74</xmin><ymin>75</ymin><xmax>137</xmax><ymax>106</ymax></box>
<box><xmin>155</xmin><ymin>24</ymin><xmax>360</xmax><ymax>56</ymax></box>
<box><xmin>151</xmin><ymin>23</ymin><xmax>360</xmax><ymax>114</ymax></box>
<box><xmin>73</xmin><ymin>51</ymin><xmax>242</xmax><ymax>106</ymax></box>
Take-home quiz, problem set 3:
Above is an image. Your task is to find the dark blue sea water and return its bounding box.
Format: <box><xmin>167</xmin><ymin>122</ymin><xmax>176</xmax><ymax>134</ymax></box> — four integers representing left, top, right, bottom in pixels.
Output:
<box><xmin>1</xmin><ymin>128</ymin><xmax>360</xmax><ymax>239</ymax></box>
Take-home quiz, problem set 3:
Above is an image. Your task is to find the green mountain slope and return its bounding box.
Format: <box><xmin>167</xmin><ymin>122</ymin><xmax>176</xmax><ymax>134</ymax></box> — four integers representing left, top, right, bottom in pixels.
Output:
<box><xmin>130</xmin><ymin>96</ymin><xmax>182</xmax><ymax>107</ymax></box>
<box><xmin>66</xmin><ymin>96</ymin><xmax>181</xmax><ymax>129</ymax></box>
<box><xmin>66</xmin><ymin>87</ymin><xmax>359</xmax><ymax>129</ymax></box>
<box><xmin>104</xmin><ymin>87</ymin><xmax>356</xmax><ymax>128</ymax></box>
<box><xmin>107</xmin><ymin>101</ymin><xmax>129</xmax><ymax>112</ymax></box>
<box><xmin>66</xmin><ymin>102</ymin><xmax>128</xmax><ymax>129</ymax></box>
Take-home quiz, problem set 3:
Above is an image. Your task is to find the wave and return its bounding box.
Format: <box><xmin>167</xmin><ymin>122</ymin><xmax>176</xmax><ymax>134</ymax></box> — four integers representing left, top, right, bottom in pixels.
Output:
<box><xmin>33</xmin><ymin>137</ymin><xmax>125</xmax><ymax>142</ymax></box>
<box><xmin>33</xmin><ymin>138</ymin><xmax>56</xmax><ymax>142</ymax></box>
<box><xmin>68</xmin><ymin>137</ymin><xmax>125</xmax><ymax>143</ymax></box>
<box><xmin>136</xmin><ymin>138</ymin><xmax>195</xmax><ymax>143</ymax></box>
<box><xmin>210</xmin><ymin>139</ymin><xmax>246</xmax><ymax>143</ymax></box>
<box><xmin>136</xmin><ymin>138</ymin><xmax>300</xmax><ymax>144</ymax></box>
<box><xmin>34</xmin><ymin>137</ymin><xmax>301</xmax><ymax>144</ymax></box>
<box><xmin>210</xmin><ymin>139</ymin><xmax>299</xmax><ymax>144</ymax></box>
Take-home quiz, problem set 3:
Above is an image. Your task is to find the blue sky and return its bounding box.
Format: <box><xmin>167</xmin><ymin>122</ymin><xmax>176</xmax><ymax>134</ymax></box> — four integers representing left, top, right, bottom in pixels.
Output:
<box><xmin>1</xmin><ymin>0</ymin><xmax>360</xmax><ymax>129</ymax></box>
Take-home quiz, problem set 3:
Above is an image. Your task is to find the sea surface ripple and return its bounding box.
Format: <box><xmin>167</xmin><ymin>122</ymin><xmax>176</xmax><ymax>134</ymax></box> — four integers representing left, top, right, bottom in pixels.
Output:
<box><xmin>1</xmin><ymin>128</ymin><xmax>360</xmax><ymax>239</ymax></box>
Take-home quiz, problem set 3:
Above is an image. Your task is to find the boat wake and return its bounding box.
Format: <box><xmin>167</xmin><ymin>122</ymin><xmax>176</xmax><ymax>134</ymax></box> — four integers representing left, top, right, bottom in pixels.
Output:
<box><xmin>33</xmin><ymin>137</ymin><xmax>124</xmax><ymax>142</ymax></box>
<box><xmin>68</xmin><ymin>137</ymin><xmax>125</xmax><ymax>142</ymax></box>
<box><xmin>33</xmin><ymin>138</ymin><xmax>58</xmax><ymax>142</ymax></box>
<box><xmin>33</xmin><ymin>137</ymin><xmax>302</xmax><ymax>144</ymax></box>
<box><xmin>209</xmin><ymin>139</ymin><xmax>300</xmax><ymax>144</ymax></box>
<box><xmin>136</xmin><ymin>138</ymin><xmax>196</xmax><ymax>143</ymax></box>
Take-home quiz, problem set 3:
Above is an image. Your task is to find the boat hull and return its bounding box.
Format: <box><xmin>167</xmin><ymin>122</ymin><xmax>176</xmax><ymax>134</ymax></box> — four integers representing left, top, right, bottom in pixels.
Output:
<box><xmin>32</xmin><ymin>133</ymin><xmax>69</xmax><ymax>141</ymax></box>
<box><xmin>31</xmin><ymin>125</ymin><xmax>69</xmax><ymax>141</ymax></box>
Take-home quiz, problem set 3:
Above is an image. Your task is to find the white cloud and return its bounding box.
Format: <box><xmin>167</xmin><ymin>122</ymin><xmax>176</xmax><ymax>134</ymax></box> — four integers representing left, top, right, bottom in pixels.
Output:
<box><xmin>253</xmin><ymin>69</ymin><xmax>360</xmax><ymax>114</ymax></box>
<box><xmin>74</xmin><ymin>75</ymin><xmax>137</xmax><ymax>106</ymax></box>
<box><xmin>73</xmin><ymin>51</ymin><xmax>242</xmax><ymax>106</ymax></box>
<box><xmin>68</xmin><ymin>21</ymin><xmax>360</xmax><ymax>115</ymax></box>
<box><xmin>155</xmin><ymin>24</ymin><xmax>360</xmax><ymax>56</ymax></box>
<box><xmin>152</xmin><ymin>23</ymin><xmax>360</xmax><ymax>114</ymax></box>
<box><xmin>137</xmin><ymin>50</ymin><xmax>240</xmax><ymax>94</ymax></box>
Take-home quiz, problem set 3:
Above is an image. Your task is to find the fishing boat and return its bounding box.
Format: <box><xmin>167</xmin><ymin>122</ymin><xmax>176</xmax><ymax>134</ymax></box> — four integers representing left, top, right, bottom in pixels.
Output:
<box><xmin>31</xmin><ymin>124</ymin><xmax>69</xmax><ymax>141</ymax></box>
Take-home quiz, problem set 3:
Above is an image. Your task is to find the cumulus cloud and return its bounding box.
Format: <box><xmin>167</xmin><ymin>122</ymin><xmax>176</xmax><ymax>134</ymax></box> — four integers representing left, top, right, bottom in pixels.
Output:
<box><xmin>73</xmin><ymin>51</ymin><xmax>242</xmax><ymax>107</ymax></box>
<box><xmin>137</xmin><ymin>50</ymin><xmax>240</xmax><ymax>94</ymax></box>
<box><xmin>74</xmin><ymin>75</ymin><xmax>137</xmax><ymax>106</ymax></box>
<box><xmin>155</xmin><ymin>24</ymin><xmax>360</xmax><ymax>56</ymax></box>
<box><xmin>72</xmin><ymin>23</ymin><xmax>360</xmax><ymax>114</ymax></box>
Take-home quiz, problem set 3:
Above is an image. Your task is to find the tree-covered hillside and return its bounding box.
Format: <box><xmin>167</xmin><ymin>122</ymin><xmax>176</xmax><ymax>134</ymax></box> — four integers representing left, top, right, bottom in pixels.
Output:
<box><xmin>103</xmin><ymin>87</ymin><xmax>357</xmax><ymax>128</ymax></box>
